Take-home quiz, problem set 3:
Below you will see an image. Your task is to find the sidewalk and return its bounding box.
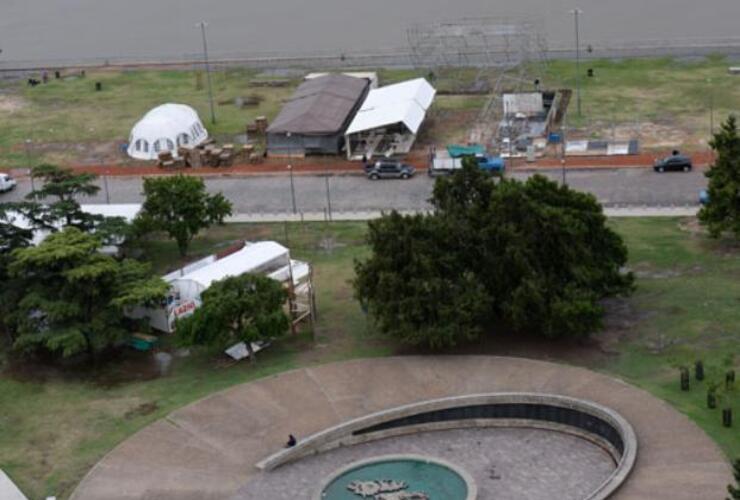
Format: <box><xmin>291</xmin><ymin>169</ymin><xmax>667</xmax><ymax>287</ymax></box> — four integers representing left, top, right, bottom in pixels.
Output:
<box><xmin>226</xmin><ymin>205</ymin><xmax>700</xmax><ymax>223</ymax></box>
<box><xmin>0</xmin><ymin>470</ymin><xmax>27</xmax><ymax>500</ymax></box>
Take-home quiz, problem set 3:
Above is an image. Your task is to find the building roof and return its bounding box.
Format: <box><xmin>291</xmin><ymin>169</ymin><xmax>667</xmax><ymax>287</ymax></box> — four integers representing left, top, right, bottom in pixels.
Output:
<box><xmin>267</xmin><ymin>74</ymin><xmax>369</xmax><ymax>135</ymax></box>
<box><xmin>345</xmin><ymin>78</ymin><xmax>436</xmax><ymax>136</ymax></box>
<box><xmin>172</xmin><ymin>241</ymin><xmax>290</xmax><ymax>290</ymax></box>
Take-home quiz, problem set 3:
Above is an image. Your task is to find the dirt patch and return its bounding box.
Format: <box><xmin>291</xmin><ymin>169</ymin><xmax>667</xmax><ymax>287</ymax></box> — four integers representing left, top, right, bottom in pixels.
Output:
<box><xmin>574</xmin><ymin>120</ymin><xmax>695</xmax><ymax>150</ymax></box>
<box><xmin>628</xmin><ymin>262</ymin><xmax>704</xmax><ymax>279</ymax></box>
<box><xmin>15</xmin><ymin>140</ymin><xmax>125</xmax><ymax>165</ymax></box>
<box><xmin>124</xmin><ymin>401</ymin><xmax>159</xmax><ymax>420</ymax></box>
<box><xmin>2</xmin><ymin>348</ymin><xmax>164</xmax><ymax>387</ymax></box>
<box><xmin>0</xmin><ymin>94</ymin><xmax>27</xmax><ymax>114</ymax></box>
<box><xmin>383</xmin><ymin>297</ymin><xmax>652</xmax><ymax>367</ymax></box>
<box><xmin>417</xmin><ymin>108</ymin><xmax>478</xmax><ymax>146</ymax></box>
<box><xmin>629</xmin><ymin>122</ymin><xmax>692</xmax><ymax>149</ymax></box>
<box><xmin>678</xmin><ymin>218</ymin><xmax>707</xmax><ymax>236</ymax></box>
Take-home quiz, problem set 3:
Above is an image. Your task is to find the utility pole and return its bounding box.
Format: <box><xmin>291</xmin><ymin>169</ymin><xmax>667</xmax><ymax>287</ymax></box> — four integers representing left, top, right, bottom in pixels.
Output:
<box><xmin>561</xmin><ymin>112</ymin><xmax>568</xmax><ymax>186</ymax></box>
<box><xmin>25</xmin><ymin>139</ymin><xmax>36</xmax><ymax>191</ymax></box>
<box><xmin>103</xmin><ymin>175</ymin><xmax>110</xmax><ymax>204</ymax></box>
<box><xmin>324</xmin><ymin>175</ymin><xmax>333</xmax><ymax>221</ymax></box>
<box><xmin>197</xmin><ymin>21</ymin><xmax>216</xmax><ymax>124</ymax></box>
<box><xmin>571</xmin><ymin>8</ymin><xmax>583</xmax><ymax>117</ymax></box>
<box><xmin>707</xmin><ymin>78</ymin><xmax>715</xmax><ymax>136</ymax></box>
<box><xmin>287</xmin><ymin>164</ymin><xmax>297</xmax><ymax>214</ymax></box>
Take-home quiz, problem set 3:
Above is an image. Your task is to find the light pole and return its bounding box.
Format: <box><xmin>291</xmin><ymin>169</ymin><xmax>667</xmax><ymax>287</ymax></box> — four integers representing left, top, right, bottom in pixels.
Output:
<box><xmin>707</xmin><ymin>78</ymin><xmax>715</xmax><ymax>136</ymax></box>
<box><xmin>571</xmin><ymin>8</ymin><xmax>583</xmax><ymax>117</ymax></box>
<box><xmin>561</xmin><ymin>112</ymin><xmax>568</xmax><ymax>186</ymax></box>
<box><xmin>25</xmin><ymin>139</ymin><xmax>36</xmax><ymax>191</ymax></box>
<box><xmin>287</xmin><ymin>164</ymin><xmax>297</xmax><ymax>214</ymax></box>
<box><xmin>196</xmin><ymin>21</ymin><xmax>216</xmax><ymax>124</ymax></box>
<box><xmin>324</xmin><ymin>175</ymin><xmax>333</xmax><ymax>221</ymax></box>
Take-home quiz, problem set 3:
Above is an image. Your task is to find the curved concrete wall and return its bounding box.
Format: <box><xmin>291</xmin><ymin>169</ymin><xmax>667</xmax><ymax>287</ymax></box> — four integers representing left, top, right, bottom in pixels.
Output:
<box><xmin>257</xmin><ymin>393</ymin><xmax>637</xmax><ymax>500</ymax></box>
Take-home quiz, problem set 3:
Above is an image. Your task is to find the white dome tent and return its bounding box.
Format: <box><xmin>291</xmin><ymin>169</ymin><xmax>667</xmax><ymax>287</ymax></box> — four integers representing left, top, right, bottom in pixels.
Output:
<box><xmin>127</xmin><ymin>104</ymin><xmax>208</xmax><ymax>160</ymax></box>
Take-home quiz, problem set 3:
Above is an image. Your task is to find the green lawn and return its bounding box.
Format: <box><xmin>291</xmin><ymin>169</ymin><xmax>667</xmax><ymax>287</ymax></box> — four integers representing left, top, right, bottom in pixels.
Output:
<box><xmin>0</xmin><ymin>68</ymin><xmax>297</xmax><ymax>166</ymax></box>
<box><xmin>604</xmin><ymin>218</ymin><xmax>740</xmax><ymax>457</ymax></box>
<box><xmin>1</xmin><ymin>217</ymin><xmax>739</xmax><ymax>498</ymax></box>
<box><xmin>540</xmin><ymin>56</ymin><xmax>740</xmax><ymax>148</ymax></box>
<box><xmin>4</xmin><ymin>57</ymin><xmax>737</xmax><ymax>167</ymax></box>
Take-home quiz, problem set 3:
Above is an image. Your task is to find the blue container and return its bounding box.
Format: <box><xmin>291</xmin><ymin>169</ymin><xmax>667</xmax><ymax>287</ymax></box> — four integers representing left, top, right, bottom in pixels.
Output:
<box><xmin>548</xmin><ymin>133</ymin><xmax>562</xmax><ymax>144</ymax></box>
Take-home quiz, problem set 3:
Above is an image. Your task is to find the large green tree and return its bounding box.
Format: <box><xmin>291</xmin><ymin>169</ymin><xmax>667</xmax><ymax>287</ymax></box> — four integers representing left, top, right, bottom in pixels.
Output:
<box><xmin>26</xmin><ymin>164</ymin><xmax>102</xmax><ymax>230</ymax></box>
<box><xmin>136</xmin><ymin>175</ymin><xmax>232</xmax><ymax>256</ymax></box>
<box><xmin>699</xmin><ymin>116</ymin><xmax>740</xmax><ymax>238</ymax></box>
<box><xmin>729</xmin><ymin>458</ymin><xmax>740</xmax><ymax>500</ymax></box>
<box><xmin>176</xmin><ymin>274</ymin><xmax>289</xmax><ymax>360</ymax></box>
<box><xmin>355</xmin><ymin>161</ymin><xmax>633</xmax><ymax>348</ymax></box>
<box><xmin>8</xmin><ymin>228</ymin><xmax>168</xmax><ymax>360</ymax></box>
<box><xmin>355</xmin><ymin>212</ymin><xmax>491</xmax><ymax>348</ymax></box>
<box><xmin>10</xmin><ymin>165</ymin><xmax>130</xmax><ymax>246</ymax></box>
<box><xmin>0</xmin><ymin>204</ymin><xmax>34</xmax><ymax>346</ymax></box>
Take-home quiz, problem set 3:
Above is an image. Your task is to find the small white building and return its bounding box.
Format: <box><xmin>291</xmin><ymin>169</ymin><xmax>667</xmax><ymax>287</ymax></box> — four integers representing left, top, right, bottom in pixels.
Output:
<box><xmin>128</xmin><ymin>241</ymin><xmax>315</xmax><ymax>333</ymax></box>
<box><xmin>127</xmin><ymin>104</ymin><xmax>208</xmax><ymax>160</ymax></box>
<box><xmin>344</xmin><ymin>78</ymin><xmax>436</xmax><ymax>159</ymax></box>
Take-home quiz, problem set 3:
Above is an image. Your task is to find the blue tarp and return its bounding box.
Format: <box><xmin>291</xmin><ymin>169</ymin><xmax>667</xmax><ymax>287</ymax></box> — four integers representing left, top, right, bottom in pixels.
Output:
<box><xmin>447</xmin><ymin>144</ymin><xmax>485</xmax><ymax>158</ymax></box>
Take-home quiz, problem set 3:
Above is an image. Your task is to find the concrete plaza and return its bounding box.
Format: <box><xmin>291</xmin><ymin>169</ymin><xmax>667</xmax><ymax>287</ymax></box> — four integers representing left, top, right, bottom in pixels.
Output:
<box><xmin>71</xmin><ymin>356</ymin><xmax>731</xmax><ymax>500</ymax></box>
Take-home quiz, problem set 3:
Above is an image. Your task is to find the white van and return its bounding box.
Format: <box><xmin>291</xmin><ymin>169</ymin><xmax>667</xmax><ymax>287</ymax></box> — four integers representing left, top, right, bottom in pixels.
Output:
<box><xmin>0</xmin><ymin>173</ymin><xmax>17</xmax><ymax>193</ymax></box>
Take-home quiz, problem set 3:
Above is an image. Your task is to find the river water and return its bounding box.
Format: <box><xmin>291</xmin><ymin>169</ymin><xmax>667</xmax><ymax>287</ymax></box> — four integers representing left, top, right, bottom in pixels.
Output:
<box><xmin>1</xmin><ymin>0</ymin><xmax>739</xmax><ymax>64</ymax></box>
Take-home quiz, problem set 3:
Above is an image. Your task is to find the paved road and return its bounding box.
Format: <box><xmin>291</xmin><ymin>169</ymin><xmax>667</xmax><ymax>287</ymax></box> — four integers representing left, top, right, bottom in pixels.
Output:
<box><xmin>1</xmin><ymin>169</ymin><xmax>707</xmax><ymax>214</ymax></box>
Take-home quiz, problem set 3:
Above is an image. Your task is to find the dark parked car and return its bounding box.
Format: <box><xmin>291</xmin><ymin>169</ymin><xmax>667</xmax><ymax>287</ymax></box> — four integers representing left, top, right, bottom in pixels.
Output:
<box><xmin>364</xmin><ymin>159</ymin><xmax>399</xmax><ymax>173</ymax></box>
<box><xmin>654</xmin><ymin>154</ymin><xmax>692</xmax><ymax>173</ymax></box>
<box><xmin>366</xmin><ymin>161</ymin><xmax>415</xmax><ymax>180</ymax></box>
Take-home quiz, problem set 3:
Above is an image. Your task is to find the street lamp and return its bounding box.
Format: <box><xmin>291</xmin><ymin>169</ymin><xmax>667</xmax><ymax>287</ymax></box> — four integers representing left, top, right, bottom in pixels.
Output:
<box><xmin>196</xmin><ymin>21</ymin><xmax>216</xmax><ymax>124</ymax></box>
<box><xmin>707</xmin><ymin>77</ymin><xmax>715</xmax><ymax>136</ymax></box>
<box><xmin>324</xmin><ymin>175</ymin><xmax>333</xmax><ymax>221</ymax></box>
<box><xmin>570</xmin><ymin>8</ymin><xmax>583</xmax><ymax>117</ymax></box>
<box><xmin>25</xmin><ymin>139</ymin><xmax>35</xmax><ymax>191</ymax></box>
<box><xmin>287</xmin><ymin>164</ymin><xmax>297</xmax><ymax>214</ymax></box>
<box><xmin>561</xmin><ymin>112</ymin><xmax>568</xmax><ymax>186</ymax></box>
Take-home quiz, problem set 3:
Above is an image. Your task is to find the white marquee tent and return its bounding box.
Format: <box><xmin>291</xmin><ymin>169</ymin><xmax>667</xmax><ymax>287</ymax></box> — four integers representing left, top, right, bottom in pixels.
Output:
<box><xmin>344</xmin><ymin>78</ymin><xmax>436</xmax><ymax>159</ymax></box>
<box><xmin>127</xmin><ymin>104</ymin><xmax>208</xmax><ymax>160</ymax></box>
<box><xmin>168</xmin><ymin>241</ymin><xmax>291</xmax><ymax>302</ymax></box>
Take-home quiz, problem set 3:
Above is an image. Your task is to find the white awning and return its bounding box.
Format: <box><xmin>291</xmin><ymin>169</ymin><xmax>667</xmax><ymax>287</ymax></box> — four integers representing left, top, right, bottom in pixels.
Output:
<box><xmin>171</xmin><ymin>241</ymin><xmax>290</xmax><ymax>291</ymax></box>
<box><xmin>345</xmin><ymin>78</ymin><xmax>436</xmax><ymax>136</ymax></box>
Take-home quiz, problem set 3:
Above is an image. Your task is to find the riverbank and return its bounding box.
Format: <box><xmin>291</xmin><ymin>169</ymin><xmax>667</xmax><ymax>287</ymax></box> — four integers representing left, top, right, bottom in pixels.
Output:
<box><xmin>0</xmin><ymin>56</ymin><xmax>737</xmax><ymax>169</ymax></box>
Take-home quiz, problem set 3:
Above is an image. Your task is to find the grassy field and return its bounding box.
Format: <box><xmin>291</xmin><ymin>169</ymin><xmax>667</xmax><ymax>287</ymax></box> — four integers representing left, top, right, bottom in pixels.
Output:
<box><xmin>1</xmin><ymin>218</ymin><xmax>740</xmax><ymax>498</ymax></box>
<box><xmin>605</xmin><ymin>218</ymin><xmax>740</xmax><ymax>457</ymax></box>
<box><xmin>0</xmin><ymin>68</ymin><xmax>297</xmax><ymax>166</ymax></box>
<box><xmin>0</xmin><ymin>221</ymin><xmax>388</xmax><ymax>499</ymax></box>
<box><xmin>541</xmin><ymin>56</ymin><xmax>740</xmax><ymax>148</ymax></box>
<box><xmin>3</xmin><ymin>56</ymin><xmax>740</xmax><ymax>167</ymax></box>
<box><xmin>0</xmin><ymin>66</ymin><xmax>485</xmax><ymax>168</ymax></box>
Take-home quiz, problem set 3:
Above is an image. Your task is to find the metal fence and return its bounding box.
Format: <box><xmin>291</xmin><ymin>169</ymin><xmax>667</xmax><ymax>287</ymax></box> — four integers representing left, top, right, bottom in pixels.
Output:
<box><xmin>2</xmin><ymin>37</ymin><xmax>740</xmax><ymax>73</ymax></box>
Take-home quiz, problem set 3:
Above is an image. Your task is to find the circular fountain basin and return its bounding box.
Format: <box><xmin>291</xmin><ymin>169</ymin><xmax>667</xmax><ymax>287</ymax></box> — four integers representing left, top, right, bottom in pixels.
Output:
<box><xmin>318</xmin><ymin>454</ymin><xmax>476</xmax><ymax>500</ymax></box>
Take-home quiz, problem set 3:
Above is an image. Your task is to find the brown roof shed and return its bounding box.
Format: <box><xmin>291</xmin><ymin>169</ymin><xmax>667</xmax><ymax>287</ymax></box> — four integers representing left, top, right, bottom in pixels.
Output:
<box><xmin>267</xmin><ymin>74</ymin><xmax>369</xmax><ymax>135</ymax></box>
